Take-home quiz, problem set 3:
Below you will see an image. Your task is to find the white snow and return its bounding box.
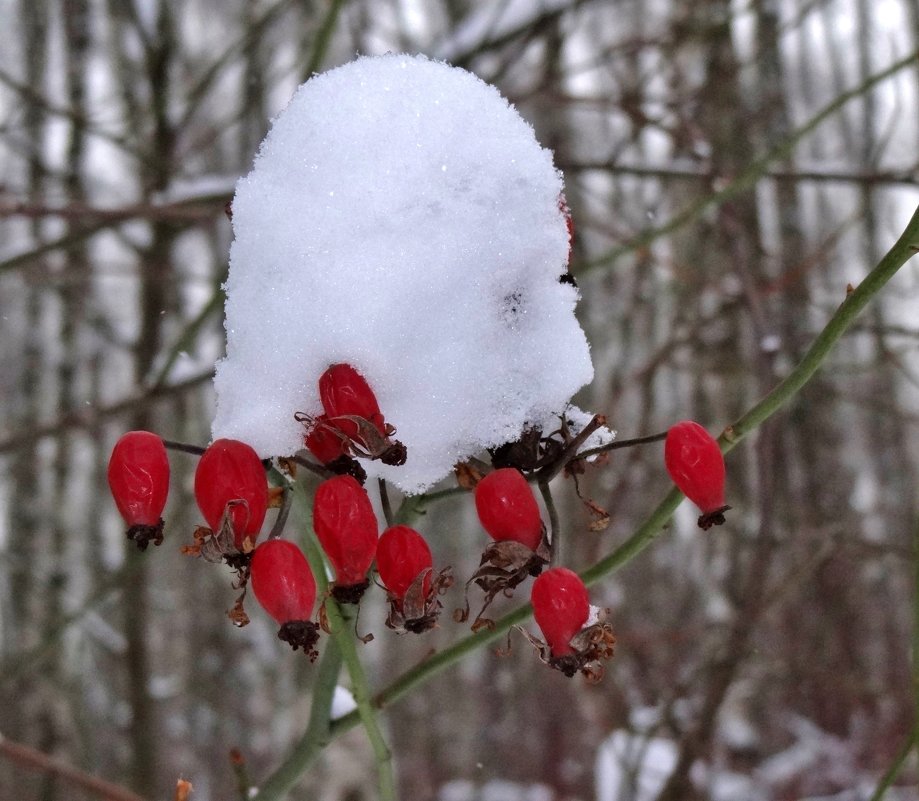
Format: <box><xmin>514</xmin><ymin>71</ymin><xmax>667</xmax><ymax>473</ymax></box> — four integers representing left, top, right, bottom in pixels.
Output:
<box><xmin>329</xmin><ymin>685</ymin><xmax>357</xmax><ymax>720</ymax></box>
<box><xmin>212</xmin><ymin>53</ymin><xmax>599</xmax><ymax>492</ymax></box>
<box><xmin>595</xmin><ymin>731</ymin><xmax>678</xmax><ymax>801</ymax></box>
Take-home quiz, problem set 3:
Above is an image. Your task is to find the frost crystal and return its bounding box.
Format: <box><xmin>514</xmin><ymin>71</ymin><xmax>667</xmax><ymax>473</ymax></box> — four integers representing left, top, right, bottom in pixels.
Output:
<box><xmin>213</xmin><ymin>54</ymin><xmax>595</xmax><ymax>492</ymax></box>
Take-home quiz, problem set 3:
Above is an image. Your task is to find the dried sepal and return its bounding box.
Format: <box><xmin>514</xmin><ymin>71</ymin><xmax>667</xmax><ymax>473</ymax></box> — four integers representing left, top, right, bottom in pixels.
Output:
<box><xmin>296</xmin><ymin>411</ymin><xmax>406</xmax><ymax>468</ymax></box>
<box><xmin>267</xmin><ymin>486</ymin><xmax>285</xmax><ymax>508</ymax></box>
<box><xmin>456</xmin><ymin>533</ymin><xmax>550</xmax><ymax>631</ymax></box>
<box><xmin>316</xmin><ymin>596</ymin><xmax>374</xmax><ymax>644</ymax></box>
<box><xmin>277</xmin><ymin>620</ymin><xmax>320</xmax><ymax>661</ymax></box>
<box><xmin>181</xmin><ymin>500</ymin><xmax>254</xmax><ymax>586</ymax></box>
<box><xmin>516</xmin><ymin>607</ymin><xmax>616</xmax><ymax>681</ymax></box>
<box><xmin>324</xmin><ymin>454</ymin><xmax>368</xmax><ymax>484</ymax></box>
<box><xmin>454</xmin><ymin>461</ymin><xmax>484</xmax><ymax>490</ymax></box>
<box><xmin>125</xmin><ymin>521</ymin><xmax>165</xmax><ymax>551</ymax></box>
<box><xmin>698</xmin><ymin>505</ymin><xmax>731</xmax><ymax>530</ymax></box>
<box><xmin>329</xmin><ymin>578</ymin><xmax>371</xmax><ymax>605</ymax></box>
<box><xmin>227</xmin><ymin>591</ymin><xmax>250</xmax><ymax>628</ymax></box>
<box><xmin>384</xmin><ymin>567</ymin><xmax>453</xmax><ymax>634</ymax></box>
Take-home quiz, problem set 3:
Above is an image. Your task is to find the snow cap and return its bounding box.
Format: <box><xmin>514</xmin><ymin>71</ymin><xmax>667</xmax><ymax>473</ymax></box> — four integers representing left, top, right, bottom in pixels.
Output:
<box><xmin>213</xmin><ymin>53</ymin><xmax>595</xmax><ymax>492</ymax></box>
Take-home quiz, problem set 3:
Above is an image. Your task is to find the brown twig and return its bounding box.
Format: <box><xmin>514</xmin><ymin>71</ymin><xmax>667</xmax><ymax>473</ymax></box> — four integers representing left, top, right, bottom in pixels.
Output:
<box><xmin>0</xmin><ymin>372</ymin><xmax>213</xmax><ymax>454</ymax></box>
<box><xmin>0</xmin><ymin>733</ymin><xmax>147</xmax><ymax>801</ymax></box>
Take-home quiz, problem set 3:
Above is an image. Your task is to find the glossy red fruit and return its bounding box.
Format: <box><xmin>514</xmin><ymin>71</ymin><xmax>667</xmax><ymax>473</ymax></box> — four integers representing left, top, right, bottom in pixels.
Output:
<box><xmin>531</xmin><ymin>567</ymin><xmax>590</xmax><ymax>657</ymax></box>
<box><xmin>319</xmin><ymin>363</ymin><xmax>386</xmax><ymax>439</ymax></box>
<box><xmin>108</xmin><ymin>431</ymin><xmax>170</xmax><ymax>550</ymax></box>
<box><xmin>304</xmin><ymin>414</ymin><xmax>346</xmax><ymax>464</ymax></box>
<box><xmin>250</xmin><ymin>539</ymin><xmax>316</xmax><ymax>624</ymax></box>
<box><xmin>474</xmin><ymin>468</ymin><xmax>543</xmax><ymax>551</ymax></box>
<box><xmin>194</xmin><ymin>438</ymin><xmax>268</xmax><ymax>549</ymax></box>
<box><xmin>108</xmin><ymin>431</ymin><xmax>170</xmax><ymax>526</ymax></box>
<box><xmin>376</xmin><ymin>525</ymin><xmax>433</xmax><ymax>600</ymax></box>
<box><xmin>664</xmin><ymin>421</ymin><xmax>729</xmax><ymax>529</ymax></box>
<box><xmin>313</xmin><ymin>475</ymin><xmax>378</xmax><ymax>589</ymax></box>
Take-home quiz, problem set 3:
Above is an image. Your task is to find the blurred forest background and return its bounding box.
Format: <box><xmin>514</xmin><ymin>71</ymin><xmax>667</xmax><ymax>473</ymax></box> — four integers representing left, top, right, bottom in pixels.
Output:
<box><xmin>2</xmin><ymin>1</ymin><xmax>919</xmax><ymax>800</ymax></box>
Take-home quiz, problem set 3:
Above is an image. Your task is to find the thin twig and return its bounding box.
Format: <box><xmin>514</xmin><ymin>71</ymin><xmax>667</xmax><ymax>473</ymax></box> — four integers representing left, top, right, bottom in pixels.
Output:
<box><xmin>162</xmin><ymin>439</ymin><xmax>205</xmax><ymax>456</ymax></box>
<box><xmin>538</xmin><ymin>481</ymin><xmax>561</xmax><ymax>566</ymax></box>
<box><xmin>583</xmin><ymin>50</ymin><xmax>919</xmax><ymax>273</ymax></box>
<box><xmin>0</xmin><ymin>373</ymin><xmax>213</xmax><ymax>454</ymax></box>
<box><xmin>252</xmin><ymin>639</ymin><xmax>343</xmax><ymax>801</ymax></box>
<box><xmin>577</xmin><ymin>430</ymin><xmax>667</xmax><ymax>461</ymax></box>
<box><xmin>0</xmin><ymin>734</ymin><xmax>147</xmax><ymax>801</ymax></box>
<box><xmin>268</xmin><ymin>487</ymin><xmax>292</xmax><ymax>539</ymax></box>
<box><xmin>536</xmin><ymin>413</ymin><xmax>606</xmax><ymax>484</ymax></box>
<box><xmin>379</xmin><ymin>478</ymin><xmax>394</xmax><ymax>528</ymax></box>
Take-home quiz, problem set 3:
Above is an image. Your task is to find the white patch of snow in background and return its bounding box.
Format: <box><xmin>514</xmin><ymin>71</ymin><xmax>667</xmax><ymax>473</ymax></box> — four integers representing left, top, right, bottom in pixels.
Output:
<box><xmin>438</xmin><ymin>779</ymin><xmax>553</xmax><ymax>801</ymax></box>
<box><xmin>330</xmin><ymin>685</ymin><xmax>357</xmax><ymax>720</ymax></box>
<box><xmin>213</xmin><ymin>54</ymin><xmax>598</xmax><ymax>492</ymax></box>
<box><xmin>595</xmin><ymin>731</ymin><xmax>677</xmax><ymax>801</ymax></box>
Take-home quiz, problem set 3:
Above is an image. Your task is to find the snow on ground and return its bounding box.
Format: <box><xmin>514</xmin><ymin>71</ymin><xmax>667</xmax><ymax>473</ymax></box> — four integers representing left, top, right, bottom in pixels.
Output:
<box><xmin>213</xmin><ymin>53</ymin><xmax>605</xmax><ymax>492</ymax></box>
<box><xmin>595</xmin><ymin>730</ymin><xmax>677</xmax><ymax>801</ymax></box>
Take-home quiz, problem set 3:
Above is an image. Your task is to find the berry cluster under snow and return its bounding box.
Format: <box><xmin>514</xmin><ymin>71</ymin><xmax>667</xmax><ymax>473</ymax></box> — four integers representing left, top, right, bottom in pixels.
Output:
<box><xmin>212</xmin><ymin>54</ymin><xmax>605</xmax><ymax>492</ymax></box>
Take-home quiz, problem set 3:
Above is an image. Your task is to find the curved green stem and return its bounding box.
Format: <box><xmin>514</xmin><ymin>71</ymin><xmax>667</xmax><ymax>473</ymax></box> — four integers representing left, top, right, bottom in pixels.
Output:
<box><xmin>330</xmin><ymin>204</ymin><xmax>919</xmax><ymax>740</ymax></box>
<box><xmin>323</xmin><ymin>599</ymin><xmax>396</xmax><ymax>801</ymax></box>
<box><xmin>329</xmin><ymin>601</ymin><xmax>534</xmax><ymax>739</ymax></box>
<box><xmin>720</xmin><ymin>203</ymin><xmax>919</xmax><ymax>452</ymax></box>
<box><xmin>252</xmin><ymin>639</ymin><xmax>343</xmax><ymax>801</ymax></box>
<box><xmin>282</xmin><ymin>475</ymin><xmax>395</xmax><ymax>801</ymax></box>
<box><xmin>262</xmin><ymin>205</ymin><xmax>919</xmax><ymax>793</ymax></box>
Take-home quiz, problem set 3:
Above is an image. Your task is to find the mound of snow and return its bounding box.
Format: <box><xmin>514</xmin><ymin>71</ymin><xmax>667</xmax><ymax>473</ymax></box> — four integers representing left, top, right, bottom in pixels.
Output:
<box><xmin>213</xmin><ymin>54</ymin><xmax>597</xmax><ymax>492</ymax></box>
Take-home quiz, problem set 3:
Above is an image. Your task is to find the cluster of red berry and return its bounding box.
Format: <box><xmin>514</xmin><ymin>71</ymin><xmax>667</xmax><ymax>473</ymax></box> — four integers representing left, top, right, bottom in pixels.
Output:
<box><xmin>107</xmin><ymin>361</ymin><xmax>729</xmax><ymax>678</ymax></box>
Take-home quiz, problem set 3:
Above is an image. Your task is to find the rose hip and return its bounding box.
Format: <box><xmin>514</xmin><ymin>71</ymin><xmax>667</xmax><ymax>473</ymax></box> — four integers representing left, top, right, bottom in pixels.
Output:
<box><xmin>474</xmin><ymin>468</ymin><xmax>543</xmax><ymax>551</ymax></box>
<box><xmin>194</xmin><ymin>438</ymin><xmax>268</xmax><ymax>550</ymax></box>
<box><xmin>313</xmin><ymin>475</ymin><xmax>378</xmax><ymax>602</ymax></box>
<box><xmin>664</xmin><ymin>420</ymin><xmax>730</xmax><ymax>529</ymax></box>
<box><xmin>531</xmin><ymin>567</ymin><xmax>590</xmax><ymax>657</ymax></box>
<box><xmin>107</xmin><ymin>430</ymin><xmax>170</xmax><ymax>550</ymax></box>
<box><xmin>376</xmin><ymin>525</ymin><xmax>433</xmax><ymax>601</ymax></box>
<box><xmin>250</xmin><ymin>539</ymin><xmax>320</xmax><ymax>658</ymax></box>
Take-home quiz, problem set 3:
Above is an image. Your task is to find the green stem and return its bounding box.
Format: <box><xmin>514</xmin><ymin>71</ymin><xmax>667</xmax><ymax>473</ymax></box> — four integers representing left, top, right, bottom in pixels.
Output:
<box><xmin>538</xmin><ymin>481</ymin><xmax>561</xmax><ymax>566</ymax></box>
<box><xmin>323</xmin><ymin>600</ymin><xmax>396</xmax><ymax>801</ymax></box>
<box><xmin>720</xmin><ymin>204</ymin><xmax>919</xmax><ymax>452</ymax></box>
<box><xmin>330</xmin><ymin>602</ymin><xmax>534</xmax><ymax>739</ymax></box>
<box><xmin>330</xmin><ymin>204</ymin><xmax>919</xmax><ymax>740</ymax></box>
<box><xmin>261</xmin><ymin>206</ymin><xmax>919</xmax><ymax>792</ymax></box>
<box><xmin>301</xmin><ymin>0</ymin><xmax>344</xmax><ymax>79</ymax></box>
<box><xmin>284</xmin><ymin>476</ymin><xmax>395</xmax><ymax>801</ymax></box>
<box><xmin>252</xmin><ymin>639</ymin><xmax>343</xmax><ymax>801</ymax></box>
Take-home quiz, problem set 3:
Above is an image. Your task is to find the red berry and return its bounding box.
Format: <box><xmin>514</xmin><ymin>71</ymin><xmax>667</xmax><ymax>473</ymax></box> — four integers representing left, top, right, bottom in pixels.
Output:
<box><xmin>304</xmin><ymin>414</ymin><xmax>346</xmax><ymax>463</ymax></box>
<box><xmin>313</xmin><ymin>475</ymin><xmax>378</xmax><ymax>587</ymax></box>
<box><xmin>250</xmin><ymin>539</ymin><xmax>316</xmax><ymax>624</ymax></box>
<box><xmin>531</xmin><ymin>567</ymin><xmax>590</xmax><ymax>657</ymax></box>
<box><xmin>376</xmin><ymin>525</ymin><xmax>433</xmax><ymax>600</ymax></box>
<box><xmin>664</xmin><ymin>421</ymin><xmax>728</xmax><ymax>527</ymax></box>
<box><xmin>319</xmin><ymin>363</ymin><xmax>386</xmax><ymax>440</ymax></box>
<box><xmin>108</xmin><ymin>431</ymin><xmax>170</xmax><ymax>527</ymax></box>
<box><xmin>474</xmin><ymin>468</ymin><xmax>543</xmax><ymax>551</ymax></box>
<box><xmin>194</xmin><ymin>438</ymin><xmax>268</xmax><ymax>549</ymax></box>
